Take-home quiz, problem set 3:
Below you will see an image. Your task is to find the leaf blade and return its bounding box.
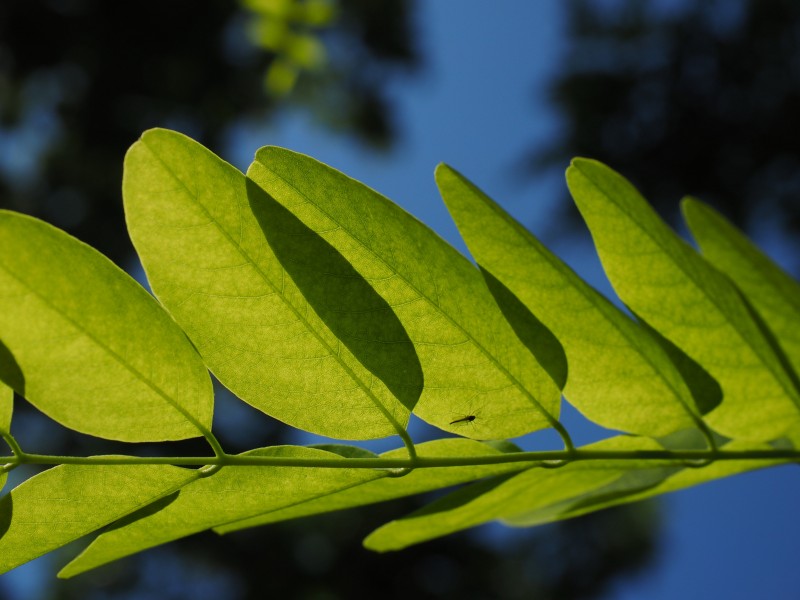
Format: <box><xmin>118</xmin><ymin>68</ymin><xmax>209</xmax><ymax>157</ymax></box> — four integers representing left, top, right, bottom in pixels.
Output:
<box><xmin>566</xmin><ymin>159</ymin><xmax>800</xmax><ymax>441</ymax></box>
<box><xmin>125</xmin><ymin>129</ymin><xmax>416</xmax><ymax>439</ymax></box>
<box><xmin>214</xmin><ymin>438</ymin><xmax>529</xmax><ymax>534</ymax></box>
<box><xmin>503</xmin><ymin>440</ymin><xmax>784</xmax><ymax>527</ymax></box>
<box><xmin>59</xmin><ymin>446</ymin><xmax>386</xmax><ymax>578</ymax></box>
<box><xmin>0</xmin><ymin>464</ymin><xmax>195</xmax><ymax>574</ymax></box>
<box><xmin>363</xmin><ymin>436</ymin><xmax>665</xmax><ymax>552</ymax></box>
<box><xmin>0</xmin><ymin>381</ymin><xmax>10</xmax><ymax>492</ymax></box>
<box><xmin>436</xmin><ymin>164</ymin><xmax>702</xmax><ymax>437</ymax></box>
<box><xmin>248</xmin><ymin>147</ymin><xmax>563</xmax><ymax>441</ymax></box>
<box><xmin>0</xmin><ymin>211</ymin><xmax>213</xmax><ymax>441</ymax></box>
<box><xmin>683</xmin><ymin>198</ymin><xmax>800</xmax><ymax>377</ymax></box>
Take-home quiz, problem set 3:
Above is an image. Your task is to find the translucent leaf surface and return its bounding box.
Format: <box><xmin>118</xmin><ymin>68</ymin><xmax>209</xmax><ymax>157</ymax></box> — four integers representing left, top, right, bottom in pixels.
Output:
<box><xmin>59</xmin><ymin>446</ymin><xmax>386</xmax><ymax>577</ymax></box>
<box><xmin>0</xmin><ymin>381</ymin><xmax>10</xmax><ymax>492</ymax></box>
<box><xmin>124</xmin><ymin>129</ymin><xmax>417</xmax><ymax>440</ymax></box>
<box><xmin>215</xmin><ymin>438</ymin><xmax>529</xmax><ymax>534</ymax></box>
<box><xmin>437</xmin><ymin>165</ymin><xmax>703</xmax><ymax>437</ymax></box>
<box><xmin>0</xmin><ymin>380</ymin><xmax>10</xmax><ymax>435</ymax></box>
<box><xmin>566</xmin><ymin>159</ymin><xmax>800</xmax><ymax>441</ymax></box>
<box><xmin>248</xmin><ymin>147</ymin><xmax>563</xmax><ymax>440</ymax></box>
<box><xmin>0</xmin><ymin>464</ymin><xmax>195</xmax><ymax>574</ymax></box>
<box><xmin>503</xmin><ymin>440</ymin><xmax>784</xmax><ymax>527</ymax></box>
<box><xmin>683</xmin><ymin>198</ymin><xmax>800</xmax><ymax>377</ymax></box>
<box><xmin>363</xmin><ymin>437</ymin><xmax>666</xmax><ymax>551</ymax></box>
<box><xmin>0</xmin><ymin>211</ymin><xmax>213</xmax><ymax>441</ymax></box>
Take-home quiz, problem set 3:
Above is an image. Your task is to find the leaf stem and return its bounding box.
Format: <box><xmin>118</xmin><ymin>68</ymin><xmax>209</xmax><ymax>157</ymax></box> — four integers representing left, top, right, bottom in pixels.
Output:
<box><xmin>0</xmin><ymin>432</ymin><xmax>24</xmax><ymax>472</ymax></box>
<box><xmin>2</xmin><ymin>447</ymin><xmax>796</xmax><ymax>469</ymax></box>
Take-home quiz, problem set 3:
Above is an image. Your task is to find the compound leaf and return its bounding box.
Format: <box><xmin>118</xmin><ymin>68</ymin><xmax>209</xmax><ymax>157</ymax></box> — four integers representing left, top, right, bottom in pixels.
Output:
<box><xmin>124</xmin><ymin>128</ymin><xmax>417</xmax><ymax>440</ymax></box>
<box><xmin>364</xmin><ymin>436</ymin><xmax>665</xmax><ymax>552</ymax></box>
<box><xmin>437</xmin><ymin>164</ymin><xmax>704</xmax><ymax>437</ymax></box>
<box><xmin>0</xmin><ymin>463</ymin><xmax>196</xmax><ymax>574</ymax></box>
<box><xmin>248</xmin><ymin>147</ymin><xmax>563</xmax><ymax>441</ymax></box>
<box><xmin>504</xmin><ymin>440</ymin><xmax>785</xmax><ymax>527</ymax></box>
<box><xmin>215</xmin><ymin>438</ymin><xmax>529</xmax><ymax>534</ymax></box>
<box><xmin>59</xmin><ymin>446</ymin><xmax>386</xmax><ymax>578</ymax></box>
<box><xmin>567</xmin><ymin>159</ymin><xmax>800</xmax><ymax>441</ymax></box>
<box><xmin>683</xmin><ymin>198</ymin><xmax>800</xmax><ymax>378</ymax></box>
<box><xmin>0</xmin><ymin>211</ymin><xmax>213</xmax><ymax>441</ymax></box>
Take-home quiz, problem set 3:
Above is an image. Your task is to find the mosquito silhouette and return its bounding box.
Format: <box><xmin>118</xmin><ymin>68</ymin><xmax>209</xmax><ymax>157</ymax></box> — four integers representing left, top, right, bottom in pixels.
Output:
<box><xmin>449</xmin><ymin>415</ymin><xmax>476</xmax><ymax>425</ymax></box>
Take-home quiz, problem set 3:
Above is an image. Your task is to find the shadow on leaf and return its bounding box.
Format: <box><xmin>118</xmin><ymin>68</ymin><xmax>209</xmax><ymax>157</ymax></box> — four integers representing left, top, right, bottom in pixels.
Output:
<box><xmin>635</xmin><ymin>315</ymin><xmax>722</xmax><ymax>416</ymax></box>
<box><xmin>480</xmin><ymin>268</ymin><xmax>567</xmax><ymax>390</ymax></box>
<box><xmin>0</xmin><ymin>493</ymin><xmax>11</xmax><ymax>540</ymax></box>
<box><xmin>246</xmin><ymin>179</ymin><xmax>424</xmax><ymax>412</ymax></box>
<box><xmin>100</xmin><ymin>490</ymin><xmax>180</xmax><ymax>535</ymax></box>
<box><xmin>0</xmin><ymin>340</ymin><xmax>24</xmax><ymax>398</ymax></box>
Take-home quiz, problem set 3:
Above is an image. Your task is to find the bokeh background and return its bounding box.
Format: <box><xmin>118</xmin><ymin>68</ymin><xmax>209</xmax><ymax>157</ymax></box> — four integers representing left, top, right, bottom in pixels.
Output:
<box><xmin>1</xmin><ymin>0</ymin><xmax>799</xmax><ymax>598</ymax></box>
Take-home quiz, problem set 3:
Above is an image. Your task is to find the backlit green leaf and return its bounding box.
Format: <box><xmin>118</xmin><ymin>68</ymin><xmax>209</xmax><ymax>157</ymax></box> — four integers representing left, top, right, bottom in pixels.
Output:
<box><xmin>0</xmin><ymin>381</ymin><xmax>10</xmax><ymax>492</ymax></box>
<box><xmin>0</xmin><ymin>463</ymin><xmax>196</xmax><ymax>574</ymax></box>
<box><xmin>0</xmin><ymin>380</ymin><xmax>10</xmax><ymax>436</ymax></box>
<box><xmin>214</xmin><ymin>438</ymin><xmax>529</xmax><ymax>534</ymax></box>
<box><xmin>124</xmin><ymin>128</ymin><xmax>418</xmax><ymax>440</ymax></box>
<box><xmin>248</xmin><ymin>148</ymin><xmax>563</xmax><ymax>441</ymax></box>
<box><xmin>59</xmin><ymin>446</ymin><xmax>386</xmax><ymax>578</ymax></box>
<box><xmin>503</xmin><ymin>440</ymin><xmax>784</xmax><ymax>527</ymax></box>
<box><xmin>0</xmin><ymin>211</ymin><xmax>213</xmax><ymax>441</ymax></box>
<box><xmin>683</xmin><ymin>198</ymin><xmax>800</xmax><ymax>377</ymax></box>
<box><xmin>437</xmin><ymin>164</ymin><xmax>704</xmax><ymax>437</ymax></box>
<box><xmin>566</xmin><ymin>159</ymin><xmax>800</xmax><ymax>441</ymax></box>
<box><xmin>363</xmin><ymin>436</ymin><xmax>666</xmax><ymax>552</ymax></box>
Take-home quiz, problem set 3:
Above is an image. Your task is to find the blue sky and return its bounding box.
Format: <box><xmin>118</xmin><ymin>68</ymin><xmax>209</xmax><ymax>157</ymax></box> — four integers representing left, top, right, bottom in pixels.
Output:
<box><xmin>225</xmin><ymin>2</ymin><xmax>799</xmax><ymax>599</ymax></box>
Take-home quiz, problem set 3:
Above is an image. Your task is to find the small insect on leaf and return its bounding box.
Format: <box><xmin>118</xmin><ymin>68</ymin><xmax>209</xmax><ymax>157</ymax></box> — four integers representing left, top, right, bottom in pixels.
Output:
<box><xmin>450</xmin><ymin>415</ymin><xmax>477</xmax><ymax>425</ymax></box>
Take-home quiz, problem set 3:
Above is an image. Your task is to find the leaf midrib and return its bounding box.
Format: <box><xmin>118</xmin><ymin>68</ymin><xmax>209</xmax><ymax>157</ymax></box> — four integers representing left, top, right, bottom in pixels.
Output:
<box><xmin>0</xmin><ymin>259</ymin><xmax>207</xmax><ymax>438</ymax></box>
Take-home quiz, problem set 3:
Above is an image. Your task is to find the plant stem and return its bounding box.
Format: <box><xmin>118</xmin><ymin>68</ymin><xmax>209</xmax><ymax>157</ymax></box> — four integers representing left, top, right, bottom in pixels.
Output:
<box><xmin>2</xmin><ymin>448</ymin><xmax>797</xmax><ymax>469</ymax></box>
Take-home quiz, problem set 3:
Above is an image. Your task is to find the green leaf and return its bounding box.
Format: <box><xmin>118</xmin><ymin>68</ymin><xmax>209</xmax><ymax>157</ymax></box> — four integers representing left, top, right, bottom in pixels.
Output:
<box><xmin>59</xmin><ymin>446</ymin><xmax>387</xmax><ymax>578</ymax></box>
<box><xmin>683</xmin><ymin>198</ymin><xmax>800</xmax><ymax>378</ymax></box>
<box><xmin>0</xmin><ymin>463</ymin><xmax>195</xmax><ymax>574</ymax></box>
<box><xmin>0</xmin><ymin>379</ymin><xmax>11</xmax><ymax>436</ymax></box>
<box><xmin>436</xmin><ymin>165</ymin><xmax>704</xmax><ymax>437</ymax></box>
<box><xmin>566</xmin><ymin>159</ymin><xmax>800</xmax><ymax>441</ymax></box>
<box><xmin>0</xmin><ymin>381</ymin><xmax>10</xmax><ymax>492</ymax></box>
<box><xmin>363</xmin><ymin>436</ymin><xmax>666</xmax><ymax>552</ymax></box>
<box><xmin>214</xmin><ymin>438</ymin><xmax>529</xmax><ymax>535</ymax></box>
<box><xmin>124</xmin><ymin>128</ymin><xmax>419</xmax><ymax>440</ymax></box>
<box><xmin>0</xmin><ymin>211</ymin><xmax>213</xmax><ymax>441</ymax></box>
<box><xmin>247</xmin><ymin>147</ymin><xmax>563</xmax><ymax>441</ymax></box>
<box><xmin>503</xmin><ymin>439</ymin><xmax>784</xmax><ymax>527</ymax></box>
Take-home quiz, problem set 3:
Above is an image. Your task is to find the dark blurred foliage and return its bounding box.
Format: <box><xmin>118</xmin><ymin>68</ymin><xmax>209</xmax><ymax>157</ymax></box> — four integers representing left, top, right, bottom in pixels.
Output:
<box><xmin>533</xmin><ymin>0</ymin><xmax>800</xmax><ymax>268</ymax></box>
<box><xmin>0</xmin><ymin>2</ymin><xmax>662</xmax><ymax>598</ymax></box>
<box><xmin>0</xmin><ymin>0</ymin><xmax>418</xmax><ymax>264</ymax></box>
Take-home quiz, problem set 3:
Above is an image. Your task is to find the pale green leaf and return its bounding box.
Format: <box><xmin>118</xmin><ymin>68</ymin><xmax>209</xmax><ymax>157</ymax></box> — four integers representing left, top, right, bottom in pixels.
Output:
<box><xmin>0</xmin><ymin>379</ymin><xmax>11</xmax><ymax>435</ymax></box>
<box><xmin>247</xmin><ymin>147</ymin><xmax>563</xmax><ymax>441</ymax></box>
<box><xmin>0</xmin><ymin>463</ymin><xmax>195</xmax><ymax>574</ymax></box>
<box><xmin>503</xmin><ymin>439</ymin><xmax>784</xmax><ymax>527</ymax></box>
<box><xmin>0</xmin><ymin>381</ymin><xmax>10</xmax><ymax>492</ymax></box>
<box><xmin>683</xmin><ymin>198</ymin><xmax>800</xmax><ymax>377</ymax></box>
<box><xmin>124</xmin><ymin>128</ymin><xmax>419</xmax><ymax>440</ymax></box>
<box><xmin>214</xmin><ymin>438</ymin><xmax>529</xmax><ymax>534</ymax></box>
<box><xmin>566</xmin><ymin>159</ymin><xmax>800</xmax><ymax>441</ymax></box>
<box><xmin>59</xmin><ymin>446</ymin><xmax>386</xmax><ymax>578</ymax></box>
<box><xmin>436</xmin><ymin>164</ymin><xmax>704</xmax><ymax>437</ymax></box>
<box><xmin>0</xmin><ymin>211</ymin><xmax>213</xmax><ymax>441</ymax></box>
<box><xmin>363</xmin><ymin>436</ymin><xmax>666</xmax><ymax>552</ymax></box>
